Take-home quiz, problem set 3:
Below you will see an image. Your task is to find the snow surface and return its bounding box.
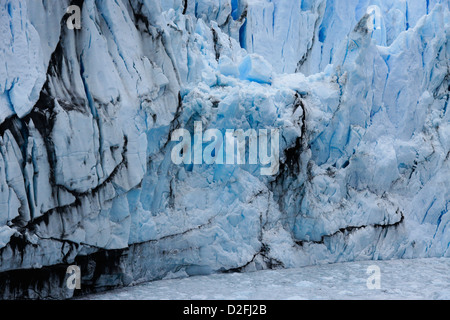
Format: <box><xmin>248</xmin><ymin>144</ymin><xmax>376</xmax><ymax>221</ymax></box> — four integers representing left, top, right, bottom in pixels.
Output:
<box><xmin>81</xmin><ymin>258</ymin><xmax>450</xmax><ymax>300</ymax></box>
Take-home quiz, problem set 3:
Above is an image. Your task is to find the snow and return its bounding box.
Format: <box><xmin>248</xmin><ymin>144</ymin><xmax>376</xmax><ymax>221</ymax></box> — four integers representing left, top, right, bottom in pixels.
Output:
<box><xmin>81</xmin><ymin>258</ymin><xmax>450</xmax><ymax>300</ymax></box>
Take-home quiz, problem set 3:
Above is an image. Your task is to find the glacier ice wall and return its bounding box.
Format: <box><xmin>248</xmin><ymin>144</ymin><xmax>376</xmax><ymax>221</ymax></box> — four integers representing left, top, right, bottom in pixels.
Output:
<box><xmin>0</xmin><ymin>0</ymin><xmax>448</xmax><ymax>298</ymax></box>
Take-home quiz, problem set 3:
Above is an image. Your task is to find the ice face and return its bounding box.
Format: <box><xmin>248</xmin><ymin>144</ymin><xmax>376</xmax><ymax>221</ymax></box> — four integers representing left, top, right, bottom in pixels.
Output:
<box><xmin>0</xmin><ymin>0</ymin><xmax>448</xmax><ymax>299</ymax></box>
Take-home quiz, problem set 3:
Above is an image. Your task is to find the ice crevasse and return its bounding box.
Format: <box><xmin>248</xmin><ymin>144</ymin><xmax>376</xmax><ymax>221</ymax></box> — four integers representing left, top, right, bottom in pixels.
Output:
<box><xmin>0</xmin><ymin>0</ymin><xmax>448</xmax><ymax>298</ymax></box>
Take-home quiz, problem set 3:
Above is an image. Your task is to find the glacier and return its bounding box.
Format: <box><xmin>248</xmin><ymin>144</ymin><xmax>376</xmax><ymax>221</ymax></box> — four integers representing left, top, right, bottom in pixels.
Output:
<box><xmin>0</xmin><ymin>0</ymin><xmax>448</xmax><ymax>299</ymax></box>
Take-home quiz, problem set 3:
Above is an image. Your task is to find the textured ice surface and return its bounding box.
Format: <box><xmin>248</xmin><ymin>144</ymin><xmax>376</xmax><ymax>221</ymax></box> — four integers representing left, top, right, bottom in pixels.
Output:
<box><xmin>238</xmin><ymin>54</ymin><xmax>273</xmax><ymax>83</ymax></box>
<box><xmin>81</xmin><ymin>258</ymin><xmax>450</xmax><ymax>300</ymax></box>
<box><xmin>0</xmin><ymin>0</ymin><xmax>448</xmax><ymax>299</ymax></box>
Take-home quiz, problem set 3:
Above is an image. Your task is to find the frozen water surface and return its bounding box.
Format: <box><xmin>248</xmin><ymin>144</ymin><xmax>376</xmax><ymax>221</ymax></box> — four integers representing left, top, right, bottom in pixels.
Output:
<box><xmin>82</xmin><ymin>258</ymin><xmax>450</xmax><ymax>300</ymax></box>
